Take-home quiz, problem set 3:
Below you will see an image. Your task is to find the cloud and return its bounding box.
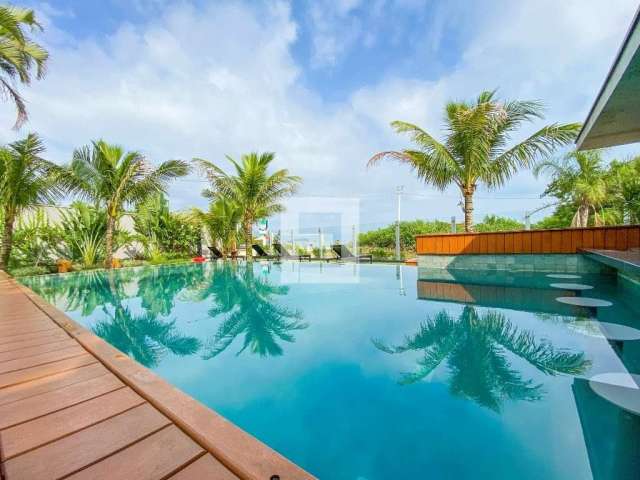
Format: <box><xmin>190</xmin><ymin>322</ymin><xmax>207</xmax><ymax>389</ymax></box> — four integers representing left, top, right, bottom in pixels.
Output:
<box><xmin>0</xmin><ymin>0</ymin><xmax>637</xmax><ymax>226</ymax></box>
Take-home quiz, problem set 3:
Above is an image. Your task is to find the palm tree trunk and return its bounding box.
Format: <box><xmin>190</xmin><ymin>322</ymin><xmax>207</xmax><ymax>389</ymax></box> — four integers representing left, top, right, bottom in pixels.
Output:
<box><xmin>462</xmin><ymin>188</ymin><xmax>475</xmax><ymax>232</ymax></box>
<box><xmin>0</xmin><ymin>210</ymin><xmax>16</xmax><ymax>272</ymax></box>
<box><xmin>105</xmin><ymin>215</ymin><xmax>115</xmax><ymax>269</ymax></box>
<box><xmin>244</xmin><ymin>221</ymin><xmax>253</xmax><ymax>262</ymax></box>
<box><xmin>572</xmin><ymin>204</ymin><xmax>589</xmax><ymax>228</ymax></box>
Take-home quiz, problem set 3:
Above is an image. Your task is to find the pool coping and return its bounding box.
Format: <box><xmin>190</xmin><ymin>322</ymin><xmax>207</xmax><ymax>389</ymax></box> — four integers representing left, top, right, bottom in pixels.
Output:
<box><xmin>0</xmin><ymin>270</ymin><xmax>316</xmax><ymax>480</ymax></box>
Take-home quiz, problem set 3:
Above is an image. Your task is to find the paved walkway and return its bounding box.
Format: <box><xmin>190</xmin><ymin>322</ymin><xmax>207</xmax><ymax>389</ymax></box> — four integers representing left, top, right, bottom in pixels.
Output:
<box><xmin>0</xmin><ymin>271</ymin><xmax>313</xmax><ymax>480</ymax></box>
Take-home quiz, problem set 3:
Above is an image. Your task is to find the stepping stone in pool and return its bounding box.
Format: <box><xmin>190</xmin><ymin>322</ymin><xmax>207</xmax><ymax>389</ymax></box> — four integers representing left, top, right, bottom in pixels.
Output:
<box><xmin>556</xmin><ymin>296</ymin><xmax>613</xmax><ymax>308</ymax></box>
<box><xmin>547</xmin><ymin>274</ymin><xmax>581</xmax><ymax>279</ymax></box>
<box><xmin>589</xmin><ymin>372</ymin><xmax>640</xmax><ymax>416</ymax></box>
<box><xmin>550</xmin><ymin>283</ymin><xmax>594</xmax><ymax>291</ymax></box>
<box><xmin>568</xmin><ymin>321</ymin><xmax>640</xmax><ymax>341</ymax></box>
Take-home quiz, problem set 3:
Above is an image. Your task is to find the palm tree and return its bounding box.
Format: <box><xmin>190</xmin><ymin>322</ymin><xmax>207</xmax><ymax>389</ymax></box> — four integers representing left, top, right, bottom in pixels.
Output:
<box><xmin>194</xmin><ymin>153</ymin><xmax>301</xmax><ymax>261</ymax></box>
<box><xmin>67</xmin><ymin>140</ymin><xmax>190</xmax><ymax>268</ymax></box>
<box><xmin>607</xmin><ymin>156</ymin><xmax>640</xmax><ymax>224</ymax></box>
<box><xmin>196</xmin><ymin>262</ymin><xmax>307</xmax><ymax>357</ymax></box>
<box><xmin>0</xmin><ymin>133</ymin><xmax>65</xmax><ymax>271</ymax></box>
<box><xmin>374</xmin><ymin>306</ymin><xmax>590</xmax><ymax>412</ymax></box>
<box><xmin>190</xmin><ymin>196</ymin><xmax>242</xmax><ymax>258</ymax></box>
<box><xmin>369</xmin><ymin>90</ymin><xmax>580</xmax><ymax>231</ymax></box>
<box><xmin>534</xmin><ymin>150</ymin><xmax>607</xmax><ymax>227</ymax></box>
<box><xmin>0</xmin><ymin>6</ymin><xmax>49</xmax><ymax>128</ymax></box>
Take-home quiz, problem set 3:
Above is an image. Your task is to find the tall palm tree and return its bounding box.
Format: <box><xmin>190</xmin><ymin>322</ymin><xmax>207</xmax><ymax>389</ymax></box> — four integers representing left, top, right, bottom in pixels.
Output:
<box><xmin>0</xmin><ymin>5</ymin><xmax>49</xmax><ymax>128</ymax></box>
<box><xmin>190</xmin><ymin>196</ymin><xmax>242</xmax><ymax>258</ymax></box>
<box><xmin>0</xmin><ymin>133</ymin><xmax>65</xmax><ymax>270</ymax></box>
<box><xmin>194</xmin><ymin>153</ymin><xmax>301</xmax><ymax>261</ymax></box>
<box><xmin>68</xmin><ymin>140</ymin><xmax>190</xmax><ymax>268</ymax></box>
<box><xmin>607</xmin><ymin>157</ymin><xmax>640</xmax><ymax>224</ymax></box>
<box><xmin>534</xmin><ymin>150</ymin><xmax>607</xmax><ymax>227</ymax></box>
<box><xmin>374</xmin><ymin>306</ymin><xmax>589</xmax><ymax>412</ymax></box>
<box><xmin>369</xmin><ymin>90</ymin><xmax>580</xmax><ymax>231</ymax></box>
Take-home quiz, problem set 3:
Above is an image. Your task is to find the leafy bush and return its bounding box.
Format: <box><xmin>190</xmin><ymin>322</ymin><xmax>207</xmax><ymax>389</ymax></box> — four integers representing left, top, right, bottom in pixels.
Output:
<box><xmin>474</xmin><ymin>215</ymin><xmax>524</xmax><ymax>232</ymax></box>
<box><xmin>56</xmin><ymin>203</ymin><xmax>108</xmax><ymax>267</ymax></box>
<box><xmin>370</xmin><ymin>247</ymin><xmax>392</xmax><ymax>259</ymax></box>
<box><xmin>9</xmin><ymin>265</ymin><xmax>52</xmax><ymax>277</ymax></box>
<box><xmin>359</xmin><ymin>220</ymin><xmax>451</xmax><ymax>251</ymax></box>
<box><xmin>10</xmin><ymin>209</ymin><xmax>60</xmax><ymax>268</ymax></box>
<box><xmin>134</xmin><ymin>194</ymin><xmax>201</xmax><ymax>257</ymax></box>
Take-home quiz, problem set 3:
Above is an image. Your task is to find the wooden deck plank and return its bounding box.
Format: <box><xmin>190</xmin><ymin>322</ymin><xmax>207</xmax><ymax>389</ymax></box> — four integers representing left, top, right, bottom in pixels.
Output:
<box><xmin>168</xmin><ymin>454</ymin><xmax>240</xmax><ymax>480</ymax></box>
<box><xmin>0</xmin><ymin>388</ymin><xmax>145</xmax><ymax>460</ymax></box>
<box><xmin>65</xmin><ymin>425</ymin><xmax>204</xmax><ymax>480</ymax></box>
<box><xmin>0</xmin><ymin>363</ymin><xmax>108</xmax><ymax>406</ymax></box>
<box><xmin>0</xmin><ymin>374</ymin><xmax>124</xmax><ymax>429</ymax></box>
<box><xmin>2</xmin><ymin>403</ymin><xmax>171</xmax><ymax>480</ymax></box>
<box><xmin>0</xmin><ymin>338</ymin><xmax>78</xmax><ymax>363</ymax></box>
<box><xmin>0</xmin><ymin>329</ymin><xmax>68</xmax><ymax>346</ymax></box>
<box><xmin>0</xmin><ymin>318</ymin><xmax>51</xmax><ymax>329</ymax></box>
<box><xmin>0</xmin><ymin>345</ymin><xmax>87</xmax><ymax>375</ymax></box>
<box><xmin>0</xmin><ymin>354</ymin><xmax>98</xmax><ymax>389</ymax></box>
<box><xmin>0</xmin><ymin>325</ymin><xmax>59</xmax><ymax>339</ymax></box>
<box><xmin>0</xmin><ymin>331</ymin><xmax>70</xmax><ymax>353</ymax></box>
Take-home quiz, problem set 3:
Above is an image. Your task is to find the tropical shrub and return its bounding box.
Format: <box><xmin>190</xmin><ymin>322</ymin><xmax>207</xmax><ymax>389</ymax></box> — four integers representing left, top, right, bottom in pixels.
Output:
<box><xmin>474</xmin><ymin>215</ymin><xmax>524</xmax><ymax>232</ymax></box>
<box><xmin>359</xmin><ymin>220</ymin><xmax>451</xmax><ymax>251</ymax></box>
<box><xmin>10</xmin><ymin>208</ymin><xmax>60</xmax><ymax>267</ymax></box>
<box><xmin>189</xmin><ymin>196</ymin><xmax>241</xmax><ymax>258</ymax></box>
<box><xmin>135</xmin><ymin>193</ymin><xmax>201</xmax><ymax>258</ymax></box>
<box><xmin>55</xmin><ymin>202</ymin><xmax>126</xmax><ymax>268</ymax></box>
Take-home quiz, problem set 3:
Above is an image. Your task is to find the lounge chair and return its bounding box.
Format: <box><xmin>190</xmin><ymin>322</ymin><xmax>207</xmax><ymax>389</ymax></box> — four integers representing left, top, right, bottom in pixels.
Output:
<box><xmin>208</xmin><ymin>246</ymin><xmax>223</xmax><ymax>260</ymax></box>
<box><xmin>331</xmin><ymin>244</ymin><xmax>373</xmax><ymax>263</ymax></box>
<box><xmin>252</xmin><ymin>244</ymin><xmax>277</xmax><ymax>259</ymax></box>
<box><xmin>273</xmin><ymin>243</ymin><xmax>311</xmax><ymax>261</ymax></box>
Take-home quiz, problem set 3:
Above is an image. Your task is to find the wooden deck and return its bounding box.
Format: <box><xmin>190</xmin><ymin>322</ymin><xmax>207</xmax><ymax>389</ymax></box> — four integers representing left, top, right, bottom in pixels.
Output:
<box><xmin>582</xmin><ymin>248</ymin><xmax>640</xmax><ymax>268</ymax></box>
<box><xmin>0</xmin><ymin>271</ymin><xmax>315</xmax><ymax>480</ymax></box>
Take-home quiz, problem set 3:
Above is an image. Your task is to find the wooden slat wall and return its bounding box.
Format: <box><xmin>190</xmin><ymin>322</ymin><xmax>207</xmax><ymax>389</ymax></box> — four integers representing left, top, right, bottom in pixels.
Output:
<box><xmin>415</xmin><ymin>225</ymin><xmax>640</xmax><ymax>255</ymax></box>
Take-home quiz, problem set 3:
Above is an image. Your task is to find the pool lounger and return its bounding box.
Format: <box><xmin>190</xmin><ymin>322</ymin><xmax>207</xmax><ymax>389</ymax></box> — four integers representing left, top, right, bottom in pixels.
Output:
<box><xmin>331</xmin><ymin>244</ymin><xmax>373</xmax><ymax>263</ymax></box>
<box><xmin>273</xmin><ymin>243</ymin><xmax>312</xmax><ymax>261</ymax></box>
<box><xmin>252</xmin><ymin>244</ymin><xmax>278</xmax><ymax>259</ymax></box>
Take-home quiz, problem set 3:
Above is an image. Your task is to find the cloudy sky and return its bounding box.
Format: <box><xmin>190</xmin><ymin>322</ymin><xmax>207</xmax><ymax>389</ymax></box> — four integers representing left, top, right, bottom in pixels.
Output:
<box><xmin>2</xmin><ymin>0</ymin><xmax>638</xmax><ymax>229</ymax></box>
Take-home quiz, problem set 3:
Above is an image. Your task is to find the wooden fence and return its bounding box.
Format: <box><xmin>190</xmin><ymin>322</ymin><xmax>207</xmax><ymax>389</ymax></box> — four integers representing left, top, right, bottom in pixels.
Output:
<box><xmin>416</xmin><ymin>225</ymin><xmax>640</xmax><ymax>255</ymax></box>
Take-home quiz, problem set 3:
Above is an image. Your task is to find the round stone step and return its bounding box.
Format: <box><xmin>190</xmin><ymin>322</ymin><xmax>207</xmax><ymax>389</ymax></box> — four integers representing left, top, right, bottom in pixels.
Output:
<box><xmin>556</xmin><ymin>296</ymin><xmax>613</xmax><ymax>308</ymax></box>
<box><xmin>568</xmin><ymin>321</ymin><xmax>640</xmax><ymax>341</ymax></box>
<box><xmin>550</xmin><ymin>283</ymin><xmax>594</xmax><ymax>291</ymax></box>
<box><xmin>590</xmin><ymin>373</ymin><xmax>640</xmax><ymax>415</ymax></box>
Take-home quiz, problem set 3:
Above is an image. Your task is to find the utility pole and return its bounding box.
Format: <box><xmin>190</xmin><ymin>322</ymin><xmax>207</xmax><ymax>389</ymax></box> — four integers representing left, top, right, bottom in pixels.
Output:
<box><xmin>352</xmin><ymin>225</ymin><xmax>357</xmax><ymax>255</ymax></box>
<box><xmin>395</xmin><ymin>186</ymin><xmax>404</xmax><ymax>261</ymax></box>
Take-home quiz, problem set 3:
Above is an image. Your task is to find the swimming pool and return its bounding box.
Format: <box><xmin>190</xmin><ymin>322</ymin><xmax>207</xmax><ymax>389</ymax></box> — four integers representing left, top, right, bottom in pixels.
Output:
<box><xmin>21</xmin><ymin>261</ymin><xmax>640</xmax><ymax>479</ymax></box>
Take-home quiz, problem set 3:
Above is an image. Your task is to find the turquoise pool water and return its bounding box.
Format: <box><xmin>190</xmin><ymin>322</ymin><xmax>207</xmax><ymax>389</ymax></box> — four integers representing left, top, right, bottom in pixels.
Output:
<box><xmin>21</xmin><ymin>261</ymin><xmax>640</xmax><ymax>479</ymax></box>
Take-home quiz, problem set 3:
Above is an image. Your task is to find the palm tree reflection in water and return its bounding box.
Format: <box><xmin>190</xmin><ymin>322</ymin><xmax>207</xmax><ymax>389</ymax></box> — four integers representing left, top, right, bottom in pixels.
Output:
<box><xmin>199</xmin><ymin>262</ymin><xmax>308</xmax><ymax>358</ymax></box>
<box><xmin>374</xmin><ymin>306</ymin><xmax>590</xmax><ymax>411</ymax></box>
<box><xmin>93</xmin><ymin>304</ymin><xmax>201</xmax><ymax>368</ymax></box>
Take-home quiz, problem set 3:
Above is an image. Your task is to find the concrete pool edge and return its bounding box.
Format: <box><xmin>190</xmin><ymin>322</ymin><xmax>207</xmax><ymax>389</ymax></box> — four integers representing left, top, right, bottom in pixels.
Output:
<box><xmin>1</xmin><ymin>270</ymin><xmax>316</xmax><ymax>480</ymax></box>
